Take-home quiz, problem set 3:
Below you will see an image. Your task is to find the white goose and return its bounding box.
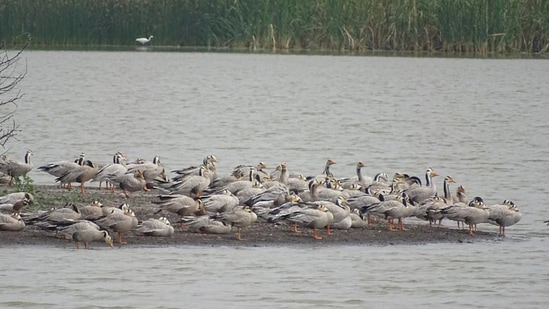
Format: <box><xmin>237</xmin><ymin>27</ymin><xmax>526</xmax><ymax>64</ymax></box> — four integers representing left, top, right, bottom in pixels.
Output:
<box><xmin>405</xmin><ymin>168</ymin><xmax>439</xmax><ymax>205</ymax></box>
<box><xmin>487</xmin><ymin>199</ymin><xmax>522</xmax><ymax>237</ymax></box>
<box><xmin>136</xmin><ymin>35</ymin><xmax>153</xmax><ymax>45</ymax></box>
<box><xmin>0</xmin><ymin>150</ymin><xmax>33</xmax><ymax>186</ymax></box>
<box><xmin>0</xmin><ymin>212</ymin><xmax>25</xmax><ymax>231</ymax></box>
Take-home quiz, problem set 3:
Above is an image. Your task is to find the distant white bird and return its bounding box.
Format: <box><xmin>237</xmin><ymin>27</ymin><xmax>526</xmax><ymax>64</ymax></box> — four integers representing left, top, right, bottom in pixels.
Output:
<box><xmin>136</xmin><ymin>35</ymin><xmax>153</xmax><ymax>45</ymax></box>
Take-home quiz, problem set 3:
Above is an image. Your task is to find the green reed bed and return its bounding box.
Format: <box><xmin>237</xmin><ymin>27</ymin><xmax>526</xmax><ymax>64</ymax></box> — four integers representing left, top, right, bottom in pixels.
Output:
<box><xmin>1</xmin><ymin>0</ymin><xmax>548</xmax><ymax>53</ymax></box>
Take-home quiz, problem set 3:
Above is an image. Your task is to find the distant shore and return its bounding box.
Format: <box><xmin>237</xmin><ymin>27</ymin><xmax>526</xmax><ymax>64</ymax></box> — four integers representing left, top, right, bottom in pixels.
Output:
<box><xmin>0</xmin><ymin>185</ymin><xmax>500</xmax><ymax>248</ymax></box>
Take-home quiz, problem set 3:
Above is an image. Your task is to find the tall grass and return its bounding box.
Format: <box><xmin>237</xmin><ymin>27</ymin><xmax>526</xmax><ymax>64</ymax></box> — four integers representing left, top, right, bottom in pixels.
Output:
<box><xmin>0</xmin><ymin>0</ymin><xmax>548</xmax><ymax>53</ymax></box>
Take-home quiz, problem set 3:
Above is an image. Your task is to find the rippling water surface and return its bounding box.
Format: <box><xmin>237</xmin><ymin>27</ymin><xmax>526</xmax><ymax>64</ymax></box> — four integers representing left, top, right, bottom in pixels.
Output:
<box><xmin>1</xmin><ymin>50</ymin><xmax>548</xmax><ymax>308</ymax></box>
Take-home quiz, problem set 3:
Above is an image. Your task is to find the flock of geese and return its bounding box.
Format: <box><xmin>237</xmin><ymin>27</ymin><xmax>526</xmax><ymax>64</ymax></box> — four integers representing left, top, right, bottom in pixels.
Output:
<box><xmin>0</xmin><ymin>150</ymin><xmax>526</xmax><ymax>249</ymax></box>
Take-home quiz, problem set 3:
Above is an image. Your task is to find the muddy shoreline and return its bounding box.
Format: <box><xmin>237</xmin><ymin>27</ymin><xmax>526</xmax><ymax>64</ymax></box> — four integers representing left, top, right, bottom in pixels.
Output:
<box><xmin>1</xmin><ymin>185</ymin><xmax>500</xmax><ymax>248</ymax></box>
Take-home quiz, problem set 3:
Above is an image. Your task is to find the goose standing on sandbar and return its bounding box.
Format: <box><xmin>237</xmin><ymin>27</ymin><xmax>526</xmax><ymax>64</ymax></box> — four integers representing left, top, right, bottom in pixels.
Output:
<box><xmin>0</xmin><ymin>150</ymin><xmax>33</xmax><ymax>186</ymax></box>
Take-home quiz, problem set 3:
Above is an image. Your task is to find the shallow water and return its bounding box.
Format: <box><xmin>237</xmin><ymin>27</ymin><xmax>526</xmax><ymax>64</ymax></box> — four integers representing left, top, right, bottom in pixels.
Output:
<box><xmin>1</xmin><ymin>49</ymin><xmax>548</xmax><ymax>307</ymax></box>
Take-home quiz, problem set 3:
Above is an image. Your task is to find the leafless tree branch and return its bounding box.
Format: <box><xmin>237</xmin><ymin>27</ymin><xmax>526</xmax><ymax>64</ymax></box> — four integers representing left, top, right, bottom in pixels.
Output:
<box><xmin>0</xmin><ymin>34</ymin><xmax>31</xmax><ymax>148</ymax></box>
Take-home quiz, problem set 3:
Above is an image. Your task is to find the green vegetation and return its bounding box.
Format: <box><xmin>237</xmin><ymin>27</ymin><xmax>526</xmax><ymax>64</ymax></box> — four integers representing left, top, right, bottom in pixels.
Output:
<box><xmin>0</xmin><ymin>0</ymin><xmax>548</xmax><ymax>53</ymax></box>
<box><xmin>13</xmin><ymin>175</ymin><xmax>35</xmax><ymax>196</ymax></box>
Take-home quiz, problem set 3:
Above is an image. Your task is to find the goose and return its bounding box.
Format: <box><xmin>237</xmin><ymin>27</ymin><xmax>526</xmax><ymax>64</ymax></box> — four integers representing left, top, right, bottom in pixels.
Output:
<box><xmin>72</xmin><ymin>229</ymin><xmax>114</xmax><ymax>249</ymax></box>
<box><xmin>287</xmin><ymin>173</ymin><xmax>309</xmax><ymax>195</ymax></box>
<box><xmin>0</xmin><ymin>212</ymin><xmax>25</xmax><ymax>231</ymax></box>
<box><xmin>350</xmin><ymin>208</ymin><xmax>368</xmax><ymax>228</ymax></box>
<box><xmin>126</xmin><ymin>155</ymin><xmax>166</xmax><ymax>183</ymax></box>
<box><xmin>100</xmin><ymin>202</ymin><xmax>129</xmax><ymax>217</ymax></box>
<box><xmin>136</xmin><ymin>35</ymin><xmax>153</xmax><ymax>45</ymax></box>
<box><xmin>276</xmin><ymin>204</ymin><xmax>334</xmax><ymax>240</ymax></box>
<box><xmin>453</xmin><ymin>185</ymin><xmax>467</xmax><ymax>204</ymax></box>
<box><xmin>179</xmin><ymin>215</ymin><xmax>232</xmax><ymax>234</ymax></box>
<box><xmin>0</xmin><ymin>198</ymin><xmax>30</xmax><ymax>215</ymax></box>
<box><xmin>152</xmin><ymin>194</ymin><xmax>205</xmax><ymax>216</ymax></box>
<box><xmin>0</xmin><ymin>150</ymin><xmax>33</xmax><ymax>186</ymax></box>
<box><xmin>366</xmin><ymin>192</ymin><xmax>415</xmax><ymax>231</ymax></box>
<box><xmin>487</xmin><ymin>199</ymin><xmax>522</xmax><ymax>237</ymax></box>
<box><xmin>232</xmin><ymin>161</ymin><xmax>269</xmax><ymax>183</ymax></box>
<box><xmin>26</xmin><ymin>202</ymin><xmax>81</xmax><ymax>225</ymax></box>
<box><xmin>321</xmin><ymin>196</ymin><xmax>351</xmax><ymax>231</ymax></box>
<box><xmin>79</xmin><ymin>200</ymin><xmax>105</xmax><ymax>220</ymax></box>
<box><xmin>366</xmin><ymin>172</ymin><xmax>393</xmax><ymax>195</ymax></box>
<box><xmin>442</xmin><ymin>197</ymin><xmax>489</xmax><ymax>235</ymax></box>
<box><xmin>201</xmin><ymin>189</ymin><xmax>239</xmax><ymax>214</ymax></box>
<box><xmin>93</xmin><ymin>152</ymin><xmax>127</xmax><ymax>190</ymax></box>
<box><xmin>208</xmin><ymin>168</ymin><xmax>259</xmax><ymax>195</ymax></box>
<box><xmin>56</xmin><ymin>219</ymin><xmax>103</xmax><ymax>239</ymax></box>
<box><xmin>211</xmin><ymin>206</ymin><xmax>257</xmax><ymax>240</ymax></box>
<box><xmin>236</xmin><ymin>181</ymin><xmax>266</xmax><ymax>205</ymax></box>
<box><xmin>38</xmin><ymin>153</ymin><xmax>85</xmax><ymax>188</ymax></box>
<box><xmin>347</xmin><ymin>189</ymin><xmax>381</xmax><ymax>225</ymax></box>
<box><xmin>405</xmin><ymin>168</ymin><xmax>439</xmax><ymax>205</ymax></box>
<box><xmin>256</xmin><ymin>194</ymin><xmax>305</xmax><ymax>233</ymax></box>
<box><xmin>56</xmin><ymin>160</ymin><xmax>99</xmax><ymax>194</ymax></box>
<box><xmin>197</xmin><ymin>220</ymin><xmax>232</xmax><ymax>234</ymax></box>
<box><xmin>95</xmin><ymin>207</ymin><xmax>138</xmax><ymax>244</ymax></box>
<box><xmin>321</xmin><ymin>159</ymin><xmax>337</xmax><ymax>177</ymax></box>
<box><xmin>415</xmin><ymin>194</ymin><xmax>447</xmax><ymax>227</ymax></box>
<box><xmin>441</xmin><ymin>176</ymin><xmax>457</xmax><ymax>204</ymax></box>
<box><xmin>316</xmin><ymin>176</ymin><xmax>347</xmax><ymax>203</ymax></box>
<box><xmin>257</xmin><ymin>193</ymin><xmax>302</xmax><ymax>221</ymax></box>
<box><xmin>340</xmin><ymin>161</ymin><xmax>371</xmax><ymax>189</ymax></box>
<box><xmin>244</xmin><ymin>180</ymin><xmax>290</xmax><ymax>209</ymax></box>
<box><xmin>108</xmin><ymin>169</ymin><xmax>149</xmax><ymax>198</ymax></box>
<box><xmin>166</xmin><ymin>165</ymin><xmax>211</xmax><ymax>197</ymax></box>
<box><xmin>297</xmin><ymin>179</ymin><xmax>322</xmax><ymax>202</ymax></box>
<box><xmin>136</xmin><ymin>217</ymin><xmax>174</xmax><ymax>237</ymax></box>
<box><xmin>0</xmin><ymin>192</ymin><xmax>34</xmax><ymax>205</ymax></box>
<box><xmin>171</xmin><ymin>155</ymin><xmax>217</xmax><ymax>182</ymax></box>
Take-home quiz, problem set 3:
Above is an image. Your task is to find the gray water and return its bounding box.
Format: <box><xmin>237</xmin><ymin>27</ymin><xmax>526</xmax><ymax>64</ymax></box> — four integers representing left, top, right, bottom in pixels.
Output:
<box><xmin>0</xmin><ymin>49</ymin><xmax>548</xmax><ymax>308</ymax></box>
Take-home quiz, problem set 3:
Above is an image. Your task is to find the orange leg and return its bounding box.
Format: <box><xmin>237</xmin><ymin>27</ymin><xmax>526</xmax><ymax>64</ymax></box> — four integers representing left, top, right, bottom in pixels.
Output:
<box><xmin>468</xmin><ymin>225</ymin><xmax>475</xmax><ymax>236</ymax></box>
<box><xmin>118</xmin><ymin>232</ymin><xmax>127</xmax><ymax>244</ymax></box>
<box><xmin>75</xmin><ymin>241</ymin><xmax>80</xmax><ymax>249</ymax></box>
<box><xmin>313</xmin><ymin>228</ymin><xmax>323</xmax><ymax>240</ymax></box>
<box><xmin>80</xmin><ymin>183</ymin><xmax>85</xmax><ymax>194</ymax></box>
<box><xmin>325</xmin><ymin>225</ymin><xmax>332</xmax><ymax>235</ymax></box>
<box><xmin>84</xmin><ymin>242</ymin><xmax>89</xmax><ymax>249</ymax></box>
<box><xmin>236</xmin><ymin>228</ymin><xmax>243</xmax><ymax>240</ymax></box>
<box><xmin>388</xmin><ymin>218</ymin><xmax>396</xmax><ymax>231</ymax></box>
<box><xmin>398</xmin><ymin>218</ymin><xmax>408</xmax><ymax>231</ymax></box>
<box><xmin>290</xmin><ymin>223</ymin><xmax>301</xmax><ymax>233</ymax></box>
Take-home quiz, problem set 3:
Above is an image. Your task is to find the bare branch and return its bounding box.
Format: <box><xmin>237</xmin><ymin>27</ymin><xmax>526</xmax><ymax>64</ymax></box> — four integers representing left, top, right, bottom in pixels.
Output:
<box><xmin>0</xmin><ymin>34</ymin><xmax>30</xmax><ymax>147</ymax></box>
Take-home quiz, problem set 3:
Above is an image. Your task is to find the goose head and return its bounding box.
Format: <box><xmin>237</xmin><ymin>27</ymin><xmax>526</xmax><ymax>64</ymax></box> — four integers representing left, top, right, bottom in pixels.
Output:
<box><xmin>468</xmin><ymin>196</ymin><xmax>485</xmax><ymax>207</ymax></box>
<box><xmin>426</xmin><ymin>168</ymin><xmax>439</xmax><ymax>177</ymax></box>
<box><xmin>102</xmin><ymin>231</ymin><xmax>114</xmax><ymax>248</ymax></box>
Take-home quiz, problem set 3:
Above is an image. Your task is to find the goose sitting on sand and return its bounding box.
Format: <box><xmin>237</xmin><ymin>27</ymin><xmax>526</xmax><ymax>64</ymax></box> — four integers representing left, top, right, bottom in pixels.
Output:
<box><xmin>0</xmin><ymin>197</ymin><xmax>31</xmax><ymax>215</ymax></box>
<box><xmin>136</xmin><ymin>217</ymin><xmax>175</xmax><ymax>237</ymax></box>
<box><xmin>0</xmin><ymin>212</ymin><xmax>26</xmax><ymax>231</ymax></box>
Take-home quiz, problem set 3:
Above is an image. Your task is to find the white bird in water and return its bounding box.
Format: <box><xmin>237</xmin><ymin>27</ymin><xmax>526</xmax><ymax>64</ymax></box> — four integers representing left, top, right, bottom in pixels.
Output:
<box><xmin>136</xmin><ymin>35</ymin><xmax>153</xmax><ymax>45</ymax></box>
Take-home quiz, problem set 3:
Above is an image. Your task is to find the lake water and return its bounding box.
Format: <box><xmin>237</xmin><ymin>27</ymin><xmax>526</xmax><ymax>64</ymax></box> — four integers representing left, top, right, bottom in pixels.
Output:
<box><xmin>0</xmin><ymin>49</ymin><xmax>548</xmax><ymax>308</ymax></box>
